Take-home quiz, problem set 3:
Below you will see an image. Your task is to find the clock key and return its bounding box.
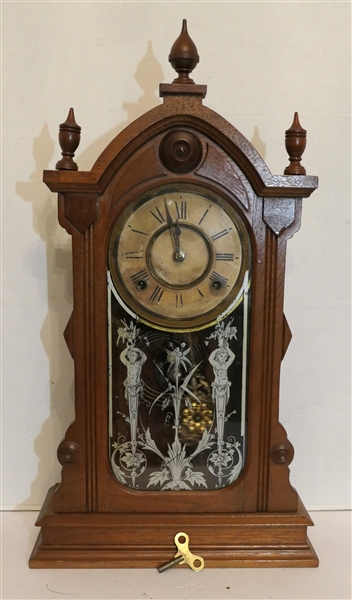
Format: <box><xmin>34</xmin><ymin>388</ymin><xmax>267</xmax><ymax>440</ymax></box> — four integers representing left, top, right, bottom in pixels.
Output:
<box><xmin>158</xmin><ymin>555</ymin><xmax>184</xmax><ymax>573</ymax></box>
<box><xmin>158</xmin><ymin>532</ymin><xmax>205</xmax><ymax>573</ymax></box>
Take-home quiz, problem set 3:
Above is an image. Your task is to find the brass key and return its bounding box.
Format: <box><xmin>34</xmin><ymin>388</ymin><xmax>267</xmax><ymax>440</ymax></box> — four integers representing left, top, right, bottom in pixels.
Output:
<box><xmin>158</xmin><ymin>532</ymin><xmax>205</xmax><ymax>572</ymax></box>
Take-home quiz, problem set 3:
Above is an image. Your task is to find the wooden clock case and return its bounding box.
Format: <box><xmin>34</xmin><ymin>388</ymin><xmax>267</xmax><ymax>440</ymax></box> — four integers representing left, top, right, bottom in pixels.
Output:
<box><xmin>29</xmin><ymin>21</ymin><xmax>319</xmax><ymax>568</ymax></box>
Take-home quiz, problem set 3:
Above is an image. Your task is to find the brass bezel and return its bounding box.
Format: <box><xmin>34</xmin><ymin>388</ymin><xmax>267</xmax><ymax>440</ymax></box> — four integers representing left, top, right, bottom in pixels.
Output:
<box><xmin>108</xmin><ymin>183</ymin><xmax>251</xmax><ymax>332</ymax></box>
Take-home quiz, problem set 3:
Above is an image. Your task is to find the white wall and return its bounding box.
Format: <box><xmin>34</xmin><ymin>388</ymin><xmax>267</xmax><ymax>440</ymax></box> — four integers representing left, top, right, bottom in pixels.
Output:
<box><xmin>2</xmin><ymin>2</ymin><xmax>350</xmax><ymax>510</ymax></box>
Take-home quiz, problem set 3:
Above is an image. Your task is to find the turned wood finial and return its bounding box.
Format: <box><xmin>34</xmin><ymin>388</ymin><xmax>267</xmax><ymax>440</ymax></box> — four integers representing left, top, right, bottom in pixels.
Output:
<box><xmin>56</xmin><ymin>108</ymin><xmax>81</xmax><ymax>171</ymax></box>
<box><xmin>284</xmin><ymin>112</ymin><xmax>307</xmax><ymax>175</ymax></box>
<box><xmin>168</xmin><ymin>19</ymin><xmax>199</xmax><ymax>84</ymax></box>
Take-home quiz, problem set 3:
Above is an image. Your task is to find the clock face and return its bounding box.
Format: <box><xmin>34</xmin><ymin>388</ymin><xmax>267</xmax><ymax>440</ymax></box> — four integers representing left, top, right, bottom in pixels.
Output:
<box><xmin>108</xmin><ymin>184</ymin><xmax>250</xmax><ymax>331</ymax></box>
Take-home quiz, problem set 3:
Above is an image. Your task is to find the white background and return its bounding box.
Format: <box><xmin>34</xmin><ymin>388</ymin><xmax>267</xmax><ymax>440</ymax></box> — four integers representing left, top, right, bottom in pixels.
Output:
<box><xmin>2</xmin><ymin>1</ymin><xmax>351</xmax><ymax>511</ymax></box>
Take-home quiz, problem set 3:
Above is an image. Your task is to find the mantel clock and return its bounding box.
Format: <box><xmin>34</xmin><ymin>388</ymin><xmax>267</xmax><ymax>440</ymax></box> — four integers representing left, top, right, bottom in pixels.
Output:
<box><xmin>30</xmin><ymin>21</ymin><xmax>319</xmax><ymax>568</ymax></box>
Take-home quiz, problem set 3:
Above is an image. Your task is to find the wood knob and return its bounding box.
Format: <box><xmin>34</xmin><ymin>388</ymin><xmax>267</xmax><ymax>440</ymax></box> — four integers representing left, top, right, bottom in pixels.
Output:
<box><xmin>56</xmin><ymin>107</ymin><xmax>81</xmax><ymax>171</ymax></box>
<box><xmin>284</xmin><ymin>112</ymin><xmax>307</xmax><ymax>175</ymax></box>
<box><xmin>57</xmin><ymin>440</ymin><xmax>79</xmax><ymax>465</ymax></box>
<box><xmin>168</xmin><ymin>19</ymin><xmax>199</xmax><ymax>84</ymax></box>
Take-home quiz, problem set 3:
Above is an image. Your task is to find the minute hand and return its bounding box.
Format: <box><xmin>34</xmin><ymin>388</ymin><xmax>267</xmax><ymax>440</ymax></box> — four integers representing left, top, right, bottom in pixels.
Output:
<box><xmin>164</xmin><ymin>199</ymin><xmax>177</xmax><ymax>247</ymax></box>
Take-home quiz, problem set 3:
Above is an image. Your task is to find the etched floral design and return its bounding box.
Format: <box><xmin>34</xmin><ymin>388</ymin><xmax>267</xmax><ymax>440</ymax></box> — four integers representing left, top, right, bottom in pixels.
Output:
<box><xmin>143</xmin><ymin>428</ymin><xmax>213</xmax><ymax>490</ymax></box>
<box><xmin>109</xmin><ymin>313</ymin><xmax>245</xmax><ymax>490</ymax></box>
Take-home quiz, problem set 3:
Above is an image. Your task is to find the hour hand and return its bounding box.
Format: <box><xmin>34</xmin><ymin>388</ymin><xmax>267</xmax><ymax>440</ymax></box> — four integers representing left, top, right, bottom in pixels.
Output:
<box><xmin>174</xmin><ymin>219</ymin><xmax>182</xmax><ymax>240</ymax></box>
<box><xmin>173</xmin><ymin>218</ymin><xmax>185</xmax><ymax>262</ymax></box>
<box><xmin>174</xmin><ymin>218</ymin><xmax>182</xmax><ymax>253</ymax></box>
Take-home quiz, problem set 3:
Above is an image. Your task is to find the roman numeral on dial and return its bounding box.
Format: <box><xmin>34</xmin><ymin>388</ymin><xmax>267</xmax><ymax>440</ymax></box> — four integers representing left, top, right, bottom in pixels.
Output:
<box><xmin>125</xmin><ymin>251</ymin><xmax>144</xmax><ymax>259</ymax></box>
<box><xmin>130</xmin><ymin>269</ymin><xmax>149</xmax><ymax>284</ymax></box>
<box><xmin>130</xmin><ymin>227</ymin><xmax>149</xmax><ymax>236</ymax></box>
<box><xmin>150</xmin><ymin>207</ymin><xmax>165</xmax><ymax>224</ymax></box>
<box><xmin>175</xmin><ymin>293</ymin><xmax>183</xmax><ymax>307</ymax></box>
<box><xmin>210</xmin><ymin>271</ymin><xmax>228</xmax><ymax>287</ymax></box>
<box><xmin>175</xmin><ymin>200</ymin><xmax>187</xmax><ymax>219</ymax></box>
<box><xmin>216</xmin><ymin>253</ymin><xmax>234</xmax><ymax>261</ymax></box>
<box><xmin>198</xmin><ymin>205</ymin><xmax>211</xmax><ymax>225</ymax></box>
<box><xmin>212</xmin><ymin>228</ymin><xmax>232</xmax><ymax>241</ymax></box>
<box><xmin>149</xmin><ymin>285</ymin><xmax>164</xmax><ymax>303</ymax></box>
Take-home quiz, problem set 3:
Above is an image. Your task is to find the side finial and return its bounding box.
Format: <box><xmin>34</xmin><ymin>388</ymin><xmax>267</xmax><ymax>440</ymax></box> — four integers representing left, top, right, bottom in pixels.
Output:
<box><xmin>168</xmin><ymin>19</ymin><xmax>199</xmax><ymax>84</ymax></box>
<box><xmin>56</xmin><ymin>108</ymin><xmax>81</xmax><ymax>171</ymax></box>
<box><xmin>284</xmin><ymin>112</ymin><xmax>307</xmax><ymax>175</ymax></box>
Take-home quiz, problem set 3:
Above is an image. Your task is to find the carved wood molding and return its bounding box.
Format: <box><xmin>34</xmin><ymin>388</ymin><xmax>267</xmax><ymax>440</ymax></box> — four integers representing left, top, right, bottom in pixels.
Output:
<box><xmin>63</xmin><ymin>312</ymin><xmax>74</xmax><ymax>358</ymax></box>
<box><xmin>263</xmin><ymin>197</ymin><xmax>296</xmax><ymax>235</ymax></box>
<box><xmin>196</xmin><ymin>144</ymin><xmax>252</xmax><ymax>210</ymax></box>
<box><xmin>52</xmin><ymin>230</ymin><xmax>96</xmax><ymax>513</ymax></box>
<box><xmin>111</xmin><ymin>144</ymin><xmax>167</xmax><ymax>207</ymax></box>
<box><xmin>64</xmin><ymin>193</ymin><xmax>99</xmax><ymax>233</ymax></box>
<box><xmin>282</xmin><ymin>314</ymin><xmax>292</xmax><ymax>359</ymax></box>
<box><xmin>257</xmin><ymin>229</ymin><xmax>298</xmax><ymax>511</ymax></box>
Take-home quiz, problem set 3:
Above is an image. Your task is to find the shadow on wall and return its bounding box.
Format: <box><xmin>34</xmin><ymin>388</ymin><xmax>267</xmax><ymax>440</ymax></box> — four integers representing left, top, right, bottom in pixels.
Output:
<box><xmin>250</xmin><ymin>126</ymin><xmax>266</xmax><ymax>162</ymax></box>
<box><xmin>15</xmin><ymin>40</ymin><xmax>164</xmax><ymax>509</ymax></box>
<box><xmin>78</xmin><ymin>40</ymin><xmax>165</xmax><ymax>171</ymax></box>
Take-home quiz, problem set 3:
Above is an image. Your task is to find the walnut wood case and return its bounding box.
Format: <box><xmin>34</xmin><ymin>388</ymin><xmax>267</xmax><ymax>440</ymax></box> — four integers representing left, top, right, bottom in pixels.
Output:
<box><xmin>29</xmin><ymin>22</ymin><xmax>319</xmax><ymax>569</ymax></box>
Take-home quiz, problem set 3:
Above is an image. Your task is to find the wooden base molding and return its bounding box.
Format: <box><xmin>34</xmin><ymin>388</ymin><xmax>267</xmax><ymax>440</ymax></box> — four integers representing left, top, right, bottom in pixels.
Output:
<box><xmin>29</xmin><ymin>487</ymin><xmax>318</xmax><ymax>569</ymax></box>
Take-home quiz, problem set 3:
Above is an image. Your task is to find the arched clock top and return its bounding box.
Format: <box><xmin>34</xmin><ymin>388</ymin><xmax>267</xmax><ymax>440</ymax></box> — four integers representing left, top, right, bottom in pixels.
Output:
<box><xmin>45</xmin><ymin>103</ymin><xmax>317</xmax><ymax>200</ymax></box>
<box><xmin>44</xmin><ymin>21</ymin><xmax>317</xmax><ymax>200</ymax></box>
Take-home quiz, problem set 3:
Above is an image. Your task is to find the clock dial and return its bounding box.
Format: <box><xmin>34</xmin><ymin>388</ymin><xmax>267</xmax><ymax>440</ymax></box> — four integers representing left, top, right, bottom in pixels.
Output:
<box><xmin>109</xmin><ymin>184</ymin><xmax>250</xmax><ymax>331</ymax></box>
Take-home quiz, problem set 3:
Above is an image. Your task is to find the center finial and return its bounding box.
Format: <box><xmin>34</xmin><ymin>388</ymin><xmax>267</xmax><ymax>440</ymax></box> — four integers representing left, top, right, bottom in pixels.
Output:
<box><xmin>168</xmin><ymin>19</ymin><xmax>199</xmax><ymax>84</ymax></box>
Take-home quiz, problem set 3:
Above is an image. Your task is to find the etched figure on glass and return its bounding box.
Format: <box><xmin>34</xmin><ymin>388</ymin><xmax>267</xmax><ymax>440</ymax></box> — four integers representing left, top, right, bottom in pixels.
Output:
<box><xmin>120</xmin><ymin>345</ymin><xmax>147</xmax><ymax>452</ymax></box>
<box><xmin>209</xmin><ymin>343</ymin><xmax>235</xmax><ymax>449</ymax></box>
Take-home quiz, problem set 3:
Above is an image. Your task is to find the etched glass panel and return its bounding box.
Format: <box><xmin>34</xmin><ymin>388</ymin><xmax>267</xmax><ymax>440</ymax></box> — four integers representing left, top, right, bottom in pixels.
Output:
<box><xmin>108</xmin><ymin>272</ymin><xmax>250</xmax><ymax>491</ymax></box>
